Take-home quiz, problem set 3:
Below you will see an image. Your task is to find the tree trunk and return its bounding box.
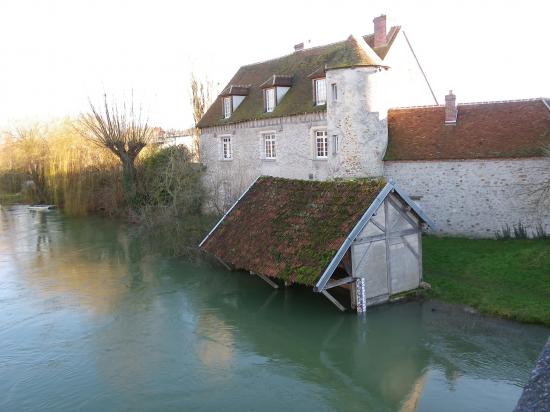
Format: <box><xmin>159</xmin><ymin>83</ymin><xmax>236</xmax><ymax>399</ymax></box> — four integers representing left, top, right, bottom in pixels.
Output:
<box><xmin>120</xmin><ymin>155</ymin><xmax>137</xmax><ymax>203</ymax></box>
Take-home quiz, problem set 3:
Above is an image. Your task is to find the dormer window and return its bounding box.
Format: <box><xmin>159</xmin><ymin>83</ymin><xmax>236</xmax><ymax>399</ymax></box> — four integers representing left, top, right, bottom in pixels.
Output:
<box><xmin>223</xmin><ymin>97</ymin><xmax>232</xmax><ymax>119</ymax></box>
<box><xmin>314</xmin><ymin>78</ymin><xmax>327</xmax><ymax>106</ymax></box>
<box><xmin>260</xmin><ymin>75</ymin><xmax>293</xmax><ymax>113</ymax></box>
<box><xmin>220</xmin><ymin>85</ymin><xmax>250</xmax><ymax>119</ymax></box>
<box><xmin>265</xmin><ymin>88</ymin><xmax>276</xmax><ymax>112</ymax></box>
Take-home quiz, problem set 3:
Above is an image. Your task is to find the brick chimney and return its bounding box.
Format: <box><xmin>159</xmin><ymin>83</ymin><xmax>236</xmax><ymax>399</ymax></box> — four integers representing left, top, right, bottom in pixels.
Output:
<box><xmin>445</xmin><ymin>90</ymin><xmax>457</xmax><ymax>125</ymax></box>
<box><xmin>373</xmin><ymin>14</ymin><xmax>387</xmax><ymax>48</ymax></box>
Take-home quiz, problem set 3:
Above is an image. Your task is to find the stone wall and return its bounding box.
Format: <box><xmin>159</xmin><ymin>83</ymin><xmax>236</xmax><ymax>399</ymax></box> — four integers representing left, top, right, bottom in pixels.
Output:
<box><xmin>326</xmin><ymin>67</ymin><xmax>387</xmax><ymax>178</ymax></box>
<box><xmin>200</xmin><ymin>113</ymin><xmax>329</xmax><ymax>212</ymax></box>
<box><xmin>384</xmin><ymin>158</ymin><xmax>550</xmax><ymax>237</ymax></box>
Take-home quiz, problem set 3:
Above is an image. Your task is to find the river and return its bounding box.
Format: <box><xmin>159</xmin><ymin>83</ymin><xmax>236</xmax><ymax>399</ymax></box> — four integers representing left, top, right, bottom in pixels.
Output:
<box><xmin>0</xmin><ymin>205</ymin><xmax>548</xmax><ymax>411</ymax></box>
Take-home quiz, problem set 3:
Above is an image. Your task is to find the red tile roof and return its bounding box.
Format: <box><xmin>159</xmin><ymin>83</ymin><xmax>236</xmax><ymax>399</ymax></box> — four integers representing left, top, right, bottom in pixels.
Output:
<box><xmin>200</xmin><ymin>176</ymin><xmax>386</xmax><ymax>286</ymax></box>
<box><xmin>385</xmin><ymin>99</ymin><xmax>550</xmax><ymax>160</ymax></box>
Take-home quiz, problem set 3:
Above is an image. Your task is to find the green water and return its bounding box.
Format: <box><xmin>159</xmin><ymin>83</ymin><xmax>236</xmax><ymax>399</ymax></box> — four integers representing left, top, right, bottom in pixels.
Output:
<box><xmin>0</xmin><ymin>206</ymin><xmax>548</xmax><ymax>412</ymax></box>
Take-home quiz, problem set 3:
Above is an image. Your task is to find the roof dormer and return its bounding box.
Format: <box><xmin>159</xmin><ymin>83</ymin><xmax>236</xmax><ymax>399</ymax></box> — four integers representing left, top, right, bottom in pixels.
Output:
<box><xmin>220</xmin><ymin>85</ymin><xmax>250</xmax><ymax>119</ymax></box>
<box><xmin>260</xmin><ymin>75</ymin><xmax>293</xmax><ymax>112</ymax></box>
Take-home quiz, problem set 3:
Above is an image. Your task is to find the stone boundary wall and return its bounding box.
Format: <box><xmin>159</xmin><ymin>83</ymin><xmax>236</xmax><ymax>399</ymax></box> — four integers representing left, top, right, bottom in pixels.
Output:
<box><xmin>384</xmin><ymin>158</ymin><xmax>549</xmax><ymax>238</ymax></box>
<box><xmin>515</xmin><ymin>337</ymin><xmax>550</xmax><ymax>411</ymax></box>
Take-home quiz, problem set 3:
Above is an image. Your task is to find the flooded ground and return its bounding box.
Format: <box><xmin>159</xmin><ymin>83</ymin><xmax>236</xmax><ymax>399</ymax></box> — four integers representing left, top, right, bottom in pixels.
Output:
<box><xmin>0</xmin><ymin>205</ymin><xmax>548</xmax><ymax>411</ymax></box>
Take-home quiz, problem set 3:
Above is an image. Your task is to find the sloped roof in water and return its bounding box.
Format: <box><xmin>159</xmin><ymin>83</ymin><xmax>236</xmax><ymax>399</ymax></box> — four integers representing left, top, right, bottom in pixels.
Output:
<box><xmin>200</xmin><ymin>176</ymin><xmax>390</xmax><ymax>286</ymax></box>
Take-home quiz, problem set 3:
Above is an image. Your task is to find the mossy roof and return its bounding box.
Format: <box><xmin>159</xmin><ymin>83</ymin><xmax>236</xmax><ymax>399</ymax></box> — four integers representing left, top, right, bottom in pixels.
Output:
<box><xmin>197</xmin><ymin>28</ymin><xmax>399</xmax><ymax>129</ymax></box>
<box><xmin>200</xmin><ymin>176</ymin><xmax>387</xmax><ymax>286</ymax></box>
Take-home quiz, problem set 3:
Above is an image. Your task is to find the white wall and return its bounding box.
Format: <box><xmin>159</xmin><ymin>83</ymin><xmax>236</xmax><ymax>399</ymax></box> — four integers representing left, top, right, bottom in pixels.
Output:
<box><xmin>384</xmin><ymin>158</ymin><xmax>550</xmax><ymax>237</ymax></box>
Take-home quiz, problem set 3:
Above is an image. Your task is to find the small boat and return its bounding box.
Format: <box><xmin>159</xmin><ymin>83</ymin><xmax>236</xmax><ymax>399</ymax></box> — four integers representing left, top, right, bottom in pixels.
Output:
<box><xmin>28</xmin><ymin>204</ymin><xmax>57</xmax><ymax>211</ymax></box>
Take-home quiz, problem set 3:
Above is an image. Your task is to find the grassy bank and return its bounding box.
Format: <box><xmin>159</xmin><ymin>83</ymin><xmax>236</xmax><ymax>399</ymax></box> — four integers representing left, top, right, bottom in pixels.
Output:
<box><xmin>423</xmin><ymin>236</ymin><xmax>550</xmax><ymax>326</ymax></box>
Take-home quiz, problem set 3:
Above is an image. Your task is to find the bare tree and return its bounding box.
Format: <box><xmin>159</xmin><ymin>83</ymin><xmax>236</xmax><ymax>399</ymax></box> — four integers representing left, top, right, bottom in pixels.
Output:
<box><xmin>78</xmin><ymin>94</ymin><xmax>151</xmax><ymax>201</ymax></box>
<box><xmin>189</xmin><ymin>73</ymin><xmax>214</xmax><ymax>160</ymax></box>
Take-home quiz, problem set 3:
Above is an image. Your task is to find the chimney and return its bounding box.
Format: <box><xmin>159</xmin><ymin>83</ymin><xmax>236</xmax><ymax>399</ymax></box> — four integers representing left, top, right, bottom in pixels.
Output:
<box><xmin>294</xmin><ymin>42</ymin><xmax>304</xmax><ymax>52</ymax></box>
<box><xmin>445</xmin><ymin>90</ymin><xmax>457</xmax><ymax>125</ymax></box>
<box><xmin>373</xmin><ymin>14</ymin><xmax>387</xmax><ymax>48</ymax></box>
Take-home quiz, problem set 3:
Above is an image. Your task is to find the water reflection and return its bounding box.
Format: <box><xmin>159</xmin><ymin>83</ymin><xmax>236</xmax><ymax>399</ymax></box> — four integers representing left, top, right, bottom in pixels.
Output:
<box><xmin>0</xmin><ymin>205</ymin><xmax>547</xmax><ymax>412</ymax></box>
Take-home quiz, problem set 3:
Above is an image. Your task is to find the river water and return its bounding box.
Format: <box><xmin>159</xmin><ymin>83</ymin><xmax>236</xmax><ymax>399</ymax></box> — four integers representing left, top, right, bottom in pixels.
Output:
<box><xmin>0</xmin><ymin>205</ymin><xmax>548</xmax><ymax>411</ymax></box>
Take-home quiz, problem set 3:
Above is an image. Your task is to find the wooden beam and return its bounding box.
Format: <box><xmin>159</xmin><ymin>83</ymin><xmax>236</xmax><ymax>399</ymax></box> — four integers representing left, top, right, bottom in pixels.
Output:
<box><xmin>321</xmin><ymin>290</ymin><xmax>346</xmax><ymax>312</ymax></box>
<box><xmin>325</xmin><ymin>276</ymin><xmax>355</xmax><ymax>289</ymax></box>
<box><xmin>251</xmin><ymin>271</ymin><xmax>279</xmax><ymax>289</ymax></box>
<box><xmin>388</xmin><ymin>196</ymin><xmax>418</xmax><ymax>230</ymax></box>
<box><xmin>354</xmin><ymin>228</ymin><xmax>418</xmax><ymax>245</ymax></box>
<box><xmin>384</xmin><ymin>198</ymin><xmax>393</xmax><ymax>296</ymax></box>
<box><xmin>401</xmin><ymin>234</ymin><xmax>420</xmax><ymax>259</ymax></box>
<box><xmin>215</xmin><ymin>255</ymin><xmax>233</xmax><ymax>271</ymax></box>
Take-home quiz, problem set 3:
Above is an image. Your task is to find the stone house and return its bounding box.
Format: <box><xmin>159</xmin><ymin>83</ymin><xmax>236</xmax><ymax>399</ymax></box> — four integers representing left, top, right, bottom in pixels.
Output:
<box><xmin>197</xmin><ymin>14</ymin><xmax>550</xmax><ymax>237</ymax></box>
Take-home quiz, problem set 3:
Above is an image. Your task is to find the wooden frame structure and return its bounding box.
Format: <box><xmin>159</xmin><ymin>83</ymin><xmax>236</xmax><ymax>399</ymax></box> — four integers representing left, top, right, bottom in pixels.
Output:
<box><xmin>313</xmin><ymin>181</ymin><xmax>434</xmax><ymax>312</ymax></box>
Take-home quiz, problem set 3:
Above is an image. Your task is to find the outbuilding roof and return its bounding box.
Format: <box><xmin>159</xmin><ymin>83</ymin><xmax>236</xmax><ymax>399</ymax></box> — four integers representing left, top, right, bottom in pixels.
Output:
<box><xmin>199</xmin><ymin>176</ymin><xmax>432</xmax><ymax>288</ymax></box>
<box><xmin>197</xmin><ymin>28</ymin><xmax>399</xmax><ymax>129</ymax></box>
<box><xmin>385</xmin><ymin>99</ymin><xmax>550</xmax><ymax>160</ymax></box>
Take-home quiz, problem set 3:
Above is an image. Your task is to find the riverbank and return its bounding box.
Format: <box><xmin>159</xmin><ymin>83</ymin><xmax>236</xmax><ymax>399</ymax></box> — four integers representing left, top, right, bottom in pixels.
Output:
<box><xmin>0</xmin><ymin>192</ymin><xmax>25</xmax><ymax>205</ymax></box>
<box><xmin>423</xmin><ymin>236</ymin><xmax>550</xmax><ymax>326</ymax></box>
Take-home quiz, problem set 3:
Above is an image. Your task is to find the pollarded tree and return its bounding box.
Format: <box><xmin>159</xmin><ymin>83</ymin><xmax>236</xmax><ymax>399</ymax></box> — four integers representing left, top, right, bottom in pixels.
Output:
<box><xmin>78</xmin><ymin>94</ymin><xmax>151</xmax><ymax>202</ymax></box>
<box><xmin>189</xmin><ymin>72</ymin><xmax>214</xmax><ymax>160</ymax></box>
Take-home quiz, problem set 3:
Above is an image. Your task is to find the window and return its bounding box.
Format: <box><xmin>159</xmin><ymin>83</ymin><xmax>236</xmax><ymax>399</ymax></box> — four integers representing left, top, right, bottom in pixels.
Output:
<box><xmin>331</xmin><ymin>83</ymin><xmax>337</xmax><ymax>101</ymax></box>
<box><xmin>221</xmin><ymin>136</ymin><xmax>232</xmax><ymax>160</ymax></box>
<box><xmin>263</xmin><ymin>133</ymin><xmax>276</xmax><ymax>159</ymax></box>
<box><xmin>265</xmin><ymin>88</ymin><xmax>276</xmax><ymax>112</ymax></box>
<box><xmin>332</xmin><ymin>135</ymin><xmax>339</xmax><ymax>155</ymax></box>
<box><xmin>314</xmin><ymin>78</ymin><xmax>326</xmax><ymax>105</ymax></box>
<box><xmin>223</xmin><ymin>97</ymin><xmax>232</xmax><ymax>119</ymax></box>
<box><xmin>315</xmin><ymin>130</ymin><xmax>328</xmax><ymax>158</ymax></box>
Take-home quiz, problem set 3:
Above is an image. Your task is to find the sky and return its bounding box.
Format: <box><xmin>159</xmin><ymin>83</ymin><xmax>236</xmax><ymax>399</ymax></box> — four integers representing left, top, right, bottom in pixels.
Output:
<box><xmin>1</xmin><ymin>0</ymin><xmax>549</xmax><ymax>130</ymax></box>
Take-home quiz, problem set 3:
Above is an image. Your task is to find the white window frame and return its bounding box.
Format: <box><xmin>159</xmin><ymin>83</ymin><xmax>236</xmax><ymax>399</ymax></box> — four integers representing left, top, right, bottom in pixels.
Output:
<box><xmin>221</xmin><ymin>135</ymin><xmax>233</xmax><ymax>160</ymax></box>
<box><xmin>265</xmin><ymin>88</ymin><xmax>276</xmax><ymax>112</ymax></box>
<box><xmin>314</xmin><ymin>78</ymin><xmax>327</xmax><ymax>106</ymax></box>
<box><xmin>332</xmin><ymin>135</ymin><xmax>339</xmax><ymax>155</ymax></box>
<box><xmin>263</xmin><ymin>133</ymin><xmax>276</xmax><ymax>160</ymax></box>
<box><xmin>315</xmin><ymin>130</ymin><xmax>328</xmax><ymax>159</ymax></box>
<box><xmin>331</xmin><ymin>83</ymin><xmax>337</xmax><ymax>101</ymax></box>
<box><xmin>223</xmin><ymin>97</ymin><xmax>232</xmax><ymax>119</ymax></box>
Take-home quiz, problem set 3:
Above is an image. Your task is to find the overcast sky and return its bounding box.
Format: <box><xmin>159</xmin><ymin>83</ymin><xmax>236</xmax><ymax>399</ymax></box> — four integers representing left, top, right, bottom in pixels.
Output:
<box><xmin>1</xmin><ymin>0</ymin><xmax>549</xmax><ymax>130</ymax></box>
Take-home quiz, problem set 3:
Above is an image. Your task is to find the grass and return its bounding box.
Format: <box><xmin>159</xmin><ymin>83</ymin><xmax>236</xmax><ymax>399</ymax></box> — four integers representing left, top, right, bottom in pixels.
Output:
<box><xmin>423</xmin><ymin>236</ymin><xmax>550</xmax><ymax>326</ymax></box>
<box><xmin>0</xmin><ymin>192</ymin><xmax>26</xmax><ymax>205</ymax></box>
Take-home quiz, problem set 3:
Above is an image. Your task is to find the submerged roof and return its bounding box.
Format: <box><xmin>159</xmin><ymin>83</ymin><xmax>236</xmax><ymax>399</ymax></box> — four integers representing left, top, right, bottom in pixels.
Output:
<box><xmin>197</xmin><ymin>28</ymin><xmax>399</xmax><ymax>129</ymax></box>
<box><xmin>200</xmin><ymin>177</ymin><xmax>387</xmax><ymax>286</ymax></box>
<box><xmin>385</xmin><ymin>99</ymin><xmax>550</xmax><ymax>160</ymax></box>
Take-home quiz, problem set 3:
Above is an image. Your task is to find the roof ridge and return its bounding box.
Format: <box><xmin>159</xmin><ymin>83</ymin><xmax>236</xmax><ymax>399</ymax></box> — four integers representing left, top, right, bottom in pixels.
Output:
<box><xmin>239</xmin><ymin>39</ymin><xmax>347</xmax><ymax>69</ymax></box>
<box><xmin>389</xmin><ymin>97</ymin><xmax>548</xmax><ymax>111</ymax></box>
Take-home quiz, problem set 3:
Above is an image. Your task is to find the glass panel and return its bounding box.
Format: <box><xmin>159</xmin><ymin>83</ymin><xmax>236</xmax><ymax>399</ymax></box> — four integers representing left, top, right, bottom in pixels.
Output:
<box><xmin>222</xmin><ymin>137</ymin><xmax>232</xmax><ymax>159</ymax></box>
<box><xmin>266</xmin><ymin>89</ymin><xmax>275</xmax><ymax>112</ymax></box>
<box><xmin>223</xmin><ymin>98</ymin><xmax>231</xmax><ymax>118</ymax></box>
<box><xmin>315</xmin><ymin>79</ymin><xmax>326</xmax><ymax>105</ymax></box>
<box><xmin>316</xmin><ymin>130</ymin><xmax>328</xmax><ymax>158</ymax></box>
<box><xmin>264</xmin><ymin>134</ymin><xmax>276</xmax><ymax>159</ymax></box>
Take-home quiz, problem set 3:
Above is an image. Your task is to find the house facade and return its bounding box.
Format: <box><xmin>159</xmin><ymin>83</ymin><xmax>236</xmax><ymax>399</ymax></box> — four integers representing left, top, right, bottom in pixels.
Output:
<box><xmin>198</xmin><ymin>15</ymin><xmax>550</xmax><ymax>237</ymax></box>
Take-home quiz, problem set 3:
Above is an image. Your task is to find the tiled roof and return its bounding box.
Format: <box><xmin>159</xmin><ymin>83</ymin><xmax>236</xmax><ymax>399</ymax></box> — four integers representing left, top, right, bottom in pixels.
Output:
<box><xmin>385</xmin><ymin>99</ymin><xmax>550</xmax><ymax>160</ymax></box>
<box><xmin>197</xmin><ymin>28</ymin><xmax>399</xmax><ymax>128</ymax></box>
<box><xmin>200</xmin><ymin>176</ymin><xmax>386</xmax><ymax>286</ymax></box>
